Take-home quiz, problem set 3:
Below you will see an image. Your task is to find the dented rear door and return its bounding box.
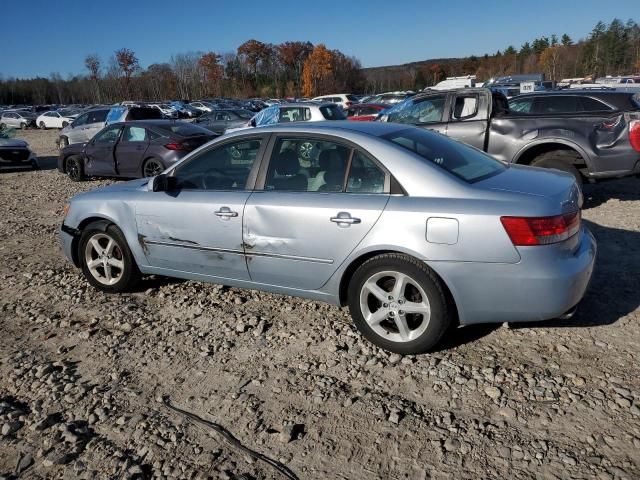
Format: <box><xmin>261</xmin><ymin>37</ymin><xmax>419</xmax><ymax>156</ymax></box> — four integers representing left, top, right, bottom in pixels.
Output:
<box><xmin>243</xmin><ymin>191</ymin><xmax>388</xmax><ymax>290</ymax></box>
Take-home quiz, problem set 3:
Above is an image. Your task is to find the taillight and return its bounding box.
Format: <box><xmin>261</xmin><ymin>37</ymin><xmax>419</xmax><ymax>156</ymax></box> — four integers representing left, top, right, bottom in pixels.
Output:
<box><xmin>630</xmin><ymin>120</ymin><xmax>640</xmax><ymax>152</ymax></box>
<box><xmin>500</xmin><ymin>211</ymin><xmax>581</xmax><ymax>246</ymax></box>
<box><xmin>164</xmin><ymin>142</ymin><xmax>186</xmax><ymax>151</ymax></box>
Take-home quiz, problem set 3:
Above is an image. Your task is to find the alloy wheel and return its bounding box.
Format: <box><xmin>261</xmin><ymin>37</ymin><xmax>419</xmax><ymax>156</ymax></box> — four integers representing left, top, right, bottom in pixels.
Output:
<box><xmin>298</xmin><ymin>141</ymin><xmax>314</xmax><ymax>160</ymax></box>
<box><xmin>359</xmin><ymin>270</ymin><xmax>431</xmax><ymax>343</ymax></box>
<box><xmin>143</xmin><ymin>160</ymin><xmax>163</xmax><ymax>177</ymax></box>
<box><xmin>84</xmin><ymin>233</ymin><xmax>125</xmax><ymax>286</ymax></box>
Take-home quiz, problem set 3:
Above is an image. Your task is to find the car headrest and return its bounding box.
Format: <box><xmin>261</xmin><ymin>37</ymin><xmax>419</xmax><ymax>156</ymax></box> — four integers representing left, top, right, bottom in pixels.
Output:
<box><xmin>274</xmin><ymin>150</ymin><xmax>299</xmax><ymax>176</ymax></box>
<box><xmin>319</xmin><ymin>149</ymin><xmax>342</xmax><ymax>170</ymax></box>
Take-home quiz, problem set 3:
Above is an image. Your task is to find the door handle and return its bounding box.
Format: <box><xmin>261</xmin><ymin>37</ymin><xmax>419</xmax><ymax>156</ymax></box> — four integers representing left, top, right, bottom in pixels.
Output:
<box><xmin>214</xmin><ymin>207</ymin><xmax>238</xmax><ymax>219</ymax></box>
<box><xmin>330</xmin><ymin>212</ymin><xmax>361</xmax><ymax>226</ymax></box>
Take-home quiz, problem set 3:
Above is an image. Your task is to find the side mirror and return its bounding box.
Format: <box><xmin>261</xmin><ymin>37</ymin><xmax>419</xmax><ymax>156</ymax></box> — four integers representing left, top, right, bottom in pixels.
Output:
<box><xmin>151</xmin><ymin>173</ymin><xmax>177</xmax><ymax>192</ymax></box>
<box><xmin>250</xmin><ymin>118</ymin><xmax>256</xmax><ymax>127</ymax></box>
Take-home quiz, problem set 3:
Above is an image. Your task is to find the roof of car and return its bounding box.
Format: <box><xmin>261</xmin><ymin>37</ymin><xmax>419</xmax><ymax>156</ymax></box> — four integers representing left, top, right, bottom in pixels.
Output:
<box><xmin>108</xmin><ymin>119</ymin><xmax>193</xmax><ymax>127</ymax></box>
<box><xmin>228</xmin><ymin>120</ymin><xmax>406</xmax><ymax>138</ymax></box>
<box><xmin>274</xmin><ymin>101</ymin><xmax>336</xmax><ymax>108</ymax></box>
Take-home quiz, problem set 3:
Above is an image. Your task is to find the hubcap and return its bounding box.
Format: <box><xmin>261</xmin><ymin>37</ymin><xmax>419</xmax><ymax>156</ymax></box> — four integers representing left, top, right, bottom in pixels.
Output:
<box><xmin>299</xmin><ymin>142</ymin><xmax>314</xmax><ymax>160</ymax></box>
<box><xmin>144</xmin><ymin>161</ymin><xmax>163</xmax><ymax>177</ymax></box>
<box><xmin>359</xmin><ymin>270</ymin><xmax>431</xmax><ymax>343</ymax></box>
<box><xmin>84</xmin><ymin>233</ymin><xmax>125</xmax><ymax>286</ymax></box>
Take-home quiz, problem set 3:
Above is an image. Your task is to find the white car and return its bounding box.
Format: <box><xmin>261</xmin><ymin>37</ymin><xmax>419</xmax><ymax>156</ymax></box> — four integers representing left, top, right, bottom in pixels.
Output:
<box><xmin>311</xmin><ymin>93</ymin><xmax>359</xmax><ymax>110</ymax></box>
<box><xmin>36</xmin><ymin>110</ymin><xmax>78</xmax><ymax>130</ymax></box>
<box><xmin>189</xmin><ymin>101</ymin><xmax>216</xmax><ymax>113</ymax></box>
<box><xmin>149</xmin><ymin>104</ymin><xmax>178</xmax><ymax>119</ymax></box>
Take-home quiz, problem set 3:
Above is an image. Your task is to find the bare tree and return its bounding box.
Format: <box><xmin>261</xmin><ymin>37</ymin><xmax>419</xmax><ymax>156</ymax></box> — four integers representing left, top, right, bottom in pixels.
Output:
<box><xmin>115</xmin><ymin>48</ymin><xmax>139</xmax><ymax>97</ymax></box>
<box><xmin>84</xmin><ymin>54</ymin><xmax>101</xmax><ymax>102</ymax></box>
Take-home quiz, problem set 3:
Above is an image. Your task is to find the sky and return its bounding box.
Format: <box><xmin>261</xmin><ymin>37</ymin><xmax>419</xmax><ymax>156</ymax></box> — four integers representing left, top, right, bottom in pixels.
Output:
<box><xmin>2</xmin><ymin>0</ymin><xmax>638</xmax><ymax>78</ymax></box>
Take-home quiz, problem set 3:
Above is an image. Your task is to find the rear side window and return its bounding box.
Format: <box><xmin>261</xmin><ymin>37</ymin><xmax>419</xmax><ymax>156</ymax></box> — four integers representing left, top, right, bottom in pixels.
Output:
<box><xmin>278</xmin><ymin>107</ymin><xmax>311</xmax><ymax>122</ymax></box>
<box><xmin>320</xmin><ymin>105</ymin><xmax>346</xmax><ymax>120</ymax></box>
<box><xmin>346</xmin><ymin>151</ymin><xmax>385</xmax><ymax>194</ymax></box>
<box><xmin>452</xmin><ymin>95</ymin><xmax>479</xmax><ymax>120</ymax></box>
<box><xmin>383</xmin><ymin>128</ymin><xmax>506</xmax><ymax>183</ymax></box>
<box><xmin>123</xmin><ymin>126</ymin><xmax>148</xmax><ymax>142</ymax></box>
<box><xmin>580</xmin><ymin>97</ymin><xmax>613</xmax><ymax>112</ymax></box>
<box><xmin>534</xmin><ymin>96</ymin><xmax>580</xmax><ymax>114</ymax></box>
<box><xmin>508</xmin><ymin>98</ymin><xmax>533</xmax><ymax>113</ymax></box>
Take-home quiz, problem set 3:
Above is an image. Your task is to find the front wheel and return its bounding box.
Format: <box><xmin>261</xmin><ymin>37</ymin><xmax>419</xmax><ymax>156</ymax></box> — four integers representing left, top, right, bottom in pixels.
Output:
<box><xmin>66</xmin><ymin>155</ymin><xmax>85</xmax><ymax>181</ymax></box>
<box><xmin>21</xmin><ymin>123</ymin><xmax>28</xmax><ymax>130</ymax></box>
<box><xmin>39</xmin><ymin>121</ymin><xmax>47</xmax><ymax>130</ymax></box>
<box><xmin>61</xmin><ymin>121</ymin><xmax>69</xmax><ymax>128</ymax></box>
<box><xmin>348</xmin><ymin>253</ymin><xmax>452</xmax><ymax>354</ymax></box>
<box><xmin>58</xmin><ymin>137</ymin><xmax>69</xmax><ymax>150</ymax></box>
<box><xmin>79</xmin><ymin>224</ymin><xmax>141</xmax><ymax>293</ymax></box>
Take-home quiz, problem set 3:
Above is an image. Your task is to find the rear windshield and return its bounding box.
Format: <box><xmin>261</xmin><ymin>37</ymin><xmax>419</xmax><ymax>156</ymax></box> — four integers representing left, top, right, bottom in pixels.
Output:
<box><xmin>346</xmin><ymin>94</ymin><xmax>359</xmax><ymax>101</ymax></box>
<box><xmin>383</xmin><ymin>128</ymin><xmax>506</xmax><ymax>183</ymax></box>
<box><xmin>152</xmin><ymin>122</ymin><xmax>212</xmax><ymax>137</ymax></box>
<box><xmin>320</xmin><ymin>105</ymin><xmax>346</xmax><ymax>120</ymax></box>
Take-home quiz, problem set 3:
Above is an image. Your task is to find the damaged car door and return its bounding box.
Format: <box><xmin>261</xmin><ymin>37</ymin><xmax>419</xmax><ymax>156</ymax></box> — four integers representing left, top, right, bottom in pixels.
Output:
<box><xmin>83</xmin><ymin>124</ymin><xmax>123</xmax><ymax>176</ymax></box>
<box><xmin>135</xmin><ymin>136</ymin><xmax>267</xmax><ymax>280</ymax></box>
<box><xmin>243</xmin><ymin>135</ymin><xmax>389</xmax><ymax>290</ymax></box>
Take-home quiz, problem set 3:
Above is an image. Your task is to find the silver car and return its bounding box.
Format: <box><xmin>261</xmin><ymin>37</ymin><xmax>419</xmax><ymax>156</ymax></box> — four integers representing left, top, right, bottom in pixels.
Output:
<box><xmin>58</xmin><ymin>108</ymin><xmax>110</xmax><ymax>148</ymax></box>
<box><xmin>0</xmin><ymin>110</ymin><xmax>37</xmax><ymax>129</ymax></box>
<box><xmin>59</xmin><ymin>122</ymin><xmax>596</xmax><ymax>354</ymax></box>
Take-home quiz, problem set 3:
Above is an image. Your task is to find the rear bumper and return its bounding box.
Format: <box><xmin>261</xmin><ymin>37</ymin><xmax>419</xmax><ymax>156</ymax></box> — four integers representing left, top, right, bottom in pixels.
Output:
<box><xmin>434</xmin><ymin>227</ymin><xmax>597</xmax><ymax>325</ymax></box>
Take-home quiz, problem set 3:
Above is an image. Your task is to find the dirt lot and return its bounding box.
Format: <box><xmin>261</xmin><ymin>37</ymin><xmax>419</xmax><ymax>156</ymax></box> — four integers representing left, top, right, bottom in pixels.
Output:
<box><xmin>0</xmin><ymin>129</ymin><xmax>639</xmax><ymax>480</ymax></box>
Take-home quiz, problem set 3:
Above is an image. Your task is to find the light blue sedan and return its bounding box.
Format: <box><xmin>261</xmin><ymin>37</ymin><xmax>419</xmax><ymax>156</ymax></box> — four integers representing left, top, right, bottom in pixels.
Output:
<box><xmin>59</xmin><ymin>122</ymin><xmax>596</xmax><ymax>354</ymax></box>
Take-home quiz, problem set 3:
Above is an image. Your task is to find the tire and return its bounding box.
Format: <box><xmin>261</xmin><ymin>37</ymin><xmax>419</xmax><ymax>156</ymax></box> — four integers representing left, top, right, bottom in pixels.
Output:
<box><xmin>0</xmin><ymin>123</ymin><xmax>4</xmax><ymax>130</ymax></box>
<box><xmin>79</xmin><ymin>224</ymin><xmax>141</xmax><ymax>293</ymax></box>
<box><xmin>66</xmin><ymin>155</ymin><xmax>85</xmax><ymax>181</ymax></box>
<box><xmin>58</xmin><ymin>137</ymin><xmax>69</xmax><ymax>150</ymax></box>
<box><xmin>531</xmin><ymin>150</ymin><xmax>583</xmax><ymax>186</ymax></box>
<box><xmin>21</xmin><ymin>122</ymin><xmax>27</xmax><ymax>130</ymax></box>
<box><xmin>347</xmin><ymin>253</ymin><xmax>452</xmax><ymax>354</ymax></box>
<box><xmin>142</xmin><ymin>158</ymin><xmax>164</xmax><ymax>178</ymax></box>
<box><xmin>39</xmin><ymin>121</ymin><xmax>47</xmax><ymax>130</ymax></box>
<box><xmin>61</xmin><ymin>121</ymin><xmax>69</xmax><ymax>128</ymax></box>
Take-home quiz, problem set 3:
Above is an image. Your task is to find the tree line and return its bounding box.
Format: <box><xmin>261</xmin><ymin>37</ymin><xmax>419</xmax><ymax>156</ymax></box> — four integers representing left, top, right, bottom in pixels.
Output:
<box><xmin>0</xmin><ymin>18</ymin><xmax>638</xmax><ymax>105</ymax></box>
<box><xmin>365</xmin><ymin>18</ymin><xmax>640</xmax><ymax>92</ymax></box>
<box><xmin>0</xmin><ymin>41</ymin><xmax>365</xmax><ymax>105</ymax></box>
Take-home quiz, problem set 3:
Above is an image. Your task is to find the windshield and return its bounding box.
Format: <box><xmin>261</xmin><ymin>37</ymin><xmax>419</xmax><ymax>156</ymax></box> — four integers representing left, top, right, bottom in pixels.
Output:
<box><xmin>152</xmin><ymin>122</ymin><xmax>212</xmax><ymax>137</ymax></box>
<box><xmin>320</xmin><ymin>105</ymin><xmax>346</xmax><ymax>120</ymax></box>
<box><xmin>383</xmin><ymin>128</ymin><xmax>506</xmax><ymax>183</ymax></box>
<box><xmin>59</xmin><ymin>109</ymin><xmax>78</xmax><ymax>117</ymax></box>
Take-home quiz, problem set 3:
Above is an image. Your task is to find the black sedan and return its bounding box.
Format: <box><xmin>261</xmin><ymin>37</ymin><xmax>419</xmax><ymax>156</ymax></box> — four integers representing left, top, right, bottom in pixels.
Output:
<box><xmin>58</xmin><ymin>120</ymin><xmax>215</xmax><ymax>181</ymax></box>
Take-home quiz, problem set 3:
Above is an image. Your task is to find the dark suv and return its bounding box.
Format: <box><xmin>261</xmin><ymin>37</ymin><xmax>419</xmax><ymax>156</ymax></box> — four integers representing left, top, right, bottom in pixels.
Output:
<box><xmin>509</xmin><ymin>91</ymin><xmax>640</xmax><ymax>114</ymax></box>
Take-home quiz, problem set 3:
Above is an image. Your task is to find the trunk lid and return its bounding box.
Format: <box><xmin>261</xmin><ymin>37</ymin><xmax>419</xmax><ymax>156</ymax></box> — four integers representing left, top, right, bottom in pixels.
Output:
<box><xmin>476</xmin><ymin>164</ymin><xmax>582</xmax><ymax>212</ymax></box>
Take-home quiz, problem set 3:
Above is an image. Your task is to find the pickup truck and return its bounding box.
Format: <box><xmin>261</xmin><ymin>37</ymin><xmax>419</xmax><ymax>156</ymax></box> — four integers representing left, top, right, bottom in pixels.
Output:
<box><xmin>380</xmin><ymin>88</ymin><xmax>640</xmax><ymax>184</ymax></box>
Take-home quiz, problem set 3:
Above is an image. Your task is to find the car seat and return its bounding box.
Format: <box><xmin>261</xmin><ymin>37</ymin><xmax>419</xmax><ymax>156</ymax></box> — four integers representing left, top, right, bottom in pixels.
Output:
<box><xmin>269</xmin><ymin>150</ymin><xmax>307</xmax><ymax>191</ymax></box>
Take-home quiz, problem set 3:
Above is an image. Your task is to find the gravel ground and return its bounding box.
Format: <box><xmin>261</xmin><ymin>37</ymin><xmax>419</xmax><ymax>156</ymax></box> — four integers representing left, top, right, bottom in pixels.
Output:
<box><xmin>0</xmin><ymin>129</ymin><xmax>639</xmax><ymax>480</ymax></box>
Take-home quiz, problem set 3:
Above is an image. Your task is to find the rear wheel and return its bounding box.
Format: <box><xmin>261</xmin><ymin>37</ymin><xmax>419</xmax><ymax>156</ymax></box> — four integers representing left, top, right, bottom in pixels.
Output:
<box><xmin>66</xmin><ymin>155</ymin><xmax>85</xmax><ymax>181</ymax></box>
<box><xmin>21</xmin><ymin>122</ymin><xmax>27</xmax><ymax>130</ymax></box>
<box><xmin>39</xmin><ymin>121</ymin><xmax>47</xmax><ymax>130</ymax></box>
<box><xmin>61</xmin><ymin>121</ymin><xmax>69</xmax><ymax>128</ymax></box>
<box><xmin>59</xmin><ymin>137</ymin><xmax>69</xmax><ymax>150</ymax></box>
<box><xmin>142</xmin><ymin>158</ymin><xmax>164</xmax><ymax>177</ymax></box>
<box><xmin>531</xmin><ymin>150</ymin><xmax>583</xmax><ymax>186</ymax></box>
<box><xmin>348</xmin><ymin>253</ymin><xmax>452</xmax><ymax>354</ymax></box>
<box><xmin>79</xmin><ymin>224</ymin><xmax>141</xmax><ymax>293</ymax></box>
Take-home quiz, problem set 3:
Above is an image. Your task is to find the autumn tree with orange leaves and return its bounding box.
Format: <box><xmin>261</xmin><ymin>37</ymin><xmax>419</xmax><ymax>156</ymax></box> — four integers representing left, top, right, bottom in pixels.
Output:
<box><xmin>199</xmin><ymin>52</ymin><xmax>224</xmax><ymax>96</ymax></box>
<box><xmin>277</xmin><ymin>41</ymin><xmax>313</xmax><ymax>97</ymax></box>
<box><xmin>302</xmin><ymin>45</ymin><xmax>334</xmax><ymax>97</ymax></box>
<box><xmin>115</xmin><ymin>48</ymin><xmax>139</xmax><ymax>96</ymax></box>
<box><xmin>237</xmin><ymin>39</ymin><xmax>272</xmax><ymax>90</ymax></box>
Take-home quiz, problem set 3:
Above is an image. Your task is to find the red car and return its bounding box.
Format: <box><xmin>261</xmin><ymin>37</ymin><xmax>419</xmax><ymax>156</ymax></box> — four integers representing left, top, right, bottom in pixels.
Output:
<box><xmin>345</xmin><ymin>103</ymin><xmax>387</xmax><ymax>121</ymax></box>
